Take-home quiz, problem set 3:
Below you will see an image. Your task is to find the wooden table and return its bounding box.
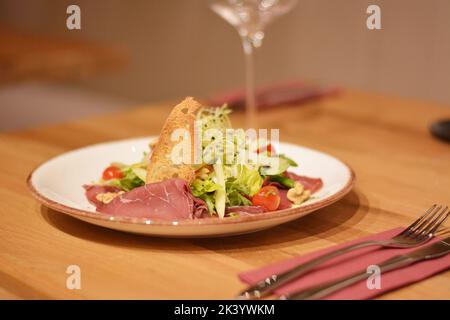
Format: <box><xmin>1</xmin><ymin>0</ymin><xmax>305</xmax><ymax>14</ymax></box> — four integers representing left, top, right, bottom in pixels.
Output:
<box><xmin>0</xmin><ymin>27</ymin><xmax>126</xmax><ymax>84</ymax></box>
<box><xmin>0</xmin><ymin>90</ymin><xmax>449</xmax><ymax>299</ymax></box>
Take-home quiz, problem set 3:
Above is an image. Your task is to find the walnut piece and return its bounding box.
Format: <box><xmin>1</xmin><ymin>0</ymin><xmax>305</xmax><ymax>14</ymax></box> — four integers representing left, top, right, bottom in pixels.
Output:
<box><xmin>287</xmin><ymin>182</ymin><xmax>311</xmax><ymax>205</ymax></box>
<box><xmin>95</xmin><ymin>191</ymin><xmax>125</xmax><ymax>204</ymax></box>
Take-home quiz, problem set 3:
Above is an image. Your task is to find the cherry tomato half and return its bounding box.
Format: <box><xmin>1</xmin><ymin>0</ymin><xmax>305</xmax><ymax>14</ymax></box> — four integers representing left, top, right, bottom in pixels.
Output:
<box><xmin>256</xmin><ymin>143</ymin><xmax>275</xmax><ymax>155</ymax></box>
<box><xmin>251</xmin><ymin>186</ymin><xmax>281</xmax><ymax>211</ymax></box>
<box><xmin>102</xmin><ymin>166</ymin><xmax>123</xmax><ymax>180</ymax></box>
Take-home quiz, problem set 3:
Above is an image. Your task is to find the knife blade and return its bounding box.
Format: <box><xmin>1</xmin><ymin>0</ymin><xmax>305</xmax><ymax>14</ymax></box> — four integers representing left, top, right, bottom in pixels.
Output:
<box><xmin>284</xmin><ymin>236</ymin><xmax>450</xmax><ymax>300</ymax></box>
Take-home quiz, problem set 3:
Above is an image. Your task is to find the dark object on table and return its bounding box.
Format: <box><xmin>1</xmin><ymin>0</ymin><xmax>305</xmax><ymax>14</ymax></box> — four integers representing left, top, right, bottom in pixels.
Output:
<box><xmin>209</xmin><ymin>81</ymin><xmax>339</xmax><ymax>111</ymax></box>
<box><xmin>430</xmin><ymin>119</ymin><xmax>450</xmax><ymax>143</ymax></box>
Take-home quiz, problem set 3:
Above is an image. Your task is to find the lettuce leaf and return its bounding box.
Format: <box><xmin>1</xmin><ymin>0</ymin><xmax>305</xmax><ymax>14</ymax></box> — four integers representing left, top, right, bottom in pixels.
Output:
<box><xmin>224</xmin><ymin>164</ymin><xmax>263</xmax><ymax>207</ymax></box>
<box><xmin>191</xmin><ymin>173</ymin><xmax>219</xmax><ymax>213</ymax></box>
<box><xmin>102</xmin><ymin>154</ymin><xmax>148</xmax><ymax>192</ymax></box>
<box><xmin>225</xmin><ymin>181</ymin><xmax>253</xmax><ymax>207</ymax></box>
<box><xmin>228</xmin><ymin>164</ymin><xmax>263</xmax><ymax>197</ymax></box>
<box><xmin>191</xmin><ymin>164</ymin><xmax>263</xmax><ymax>215</ymax></box>
<box><xmin>195</xmin><ymin>192</ymin><xmax>216</xmax><ymax>214</ymax></box>
<box><xmin>104</xmin><ymin>167</ymin><xmax>145</xmax><ymax>192</ymax></box>
<box><xmin>191</xmin><ymin>176</ymin><xmax>219</xmax><ymax>196</ymax></box>
<box><xmin>131</xmin><ymin>167</ymin><xmax>147</xmax><ymax>182</ymax></box>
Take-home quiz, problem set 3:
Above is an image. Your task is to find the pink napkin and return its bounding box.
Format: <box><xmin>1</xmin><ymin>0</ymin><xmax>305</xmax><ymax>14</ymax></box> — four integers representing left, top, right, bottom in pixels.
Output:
<box><xmin>239</xmin><ymin>228</ymin><xmax>450</xmax><ymax>299</ymax></box>
<box><xmin>209</xmin><ymin>81</ymin><xmax>339</xmax><ymax>111</ymax></box>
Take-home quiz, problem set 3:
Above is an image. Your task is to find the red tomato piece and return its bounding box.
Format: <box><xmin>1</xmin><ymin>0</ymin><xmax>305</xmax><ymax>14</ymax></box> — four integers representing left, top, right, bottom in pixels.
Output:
<box><xmin>102</xmin><ymin>166</ymin><xmax>123</xmax><ymax>180</ymax></box>
<box><xmin>257</xmin><ymin>143</ymin><xmax>276</xmax><ymax>155</ymax></box>
<box><xmin>251</xmin><ymin>186</ymin><xmax>281</xmax><ymax>211</ymax></box>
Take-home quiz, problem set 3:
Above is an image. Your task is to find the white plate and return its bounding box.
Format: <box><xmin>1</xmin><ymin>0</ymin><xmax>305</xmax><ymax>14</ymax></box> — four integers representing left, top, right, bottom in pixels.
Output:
<box><xmin>28</xmin><ymin>137</ymin><xmax>355</xmax><ymax>237</ymax></box>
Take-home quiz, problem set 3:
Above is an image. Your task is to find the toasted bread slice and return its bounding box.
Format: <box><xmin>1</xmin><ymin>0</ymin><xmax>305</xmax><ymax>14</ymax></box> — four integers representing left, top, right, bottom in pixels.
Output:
<box><xmin>146</xmin><ymin>97</ymin><xmax>202</xmax><ymax>184</ymax></box>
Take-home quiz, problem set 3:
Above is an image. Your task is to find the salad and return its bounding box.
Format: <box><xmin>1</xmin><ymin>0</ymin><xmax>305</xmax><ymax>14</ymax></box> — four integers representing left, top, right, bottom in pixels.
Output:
<box><xmin>85</xmin><ymin>98</ymin><xmax>322</xmax><ymax>220</ymax></box>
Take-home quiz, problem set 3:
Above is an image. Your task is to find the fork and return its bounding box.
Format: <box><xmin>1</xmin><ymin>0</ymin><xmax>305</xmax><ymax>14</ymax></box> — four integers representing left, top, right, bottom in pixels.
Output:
<box><xmin>237</xmin><ymin>204</ymin><xmax>449</xmax><ymax>300</ymax></box>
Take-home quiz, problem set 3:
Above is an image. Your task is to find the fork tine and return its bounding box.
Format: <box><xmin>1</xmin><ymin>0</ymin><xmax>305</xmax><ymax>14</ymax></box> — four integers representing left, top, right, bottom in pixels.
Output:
<box><xmin>408</xmin><ymin>205</ymin><xmax>442</xmax><ymax>236</ymax></box>
<box><xmin>399</xmin><ymin>204</ymin><xmax>437</xmax><ymax>236</ymax></box>
<box><xmin>428</xmin><ymin>206</ymin><xmax>450</xmax><ymax>236</ymax></box>
<box><xmin>435</xmin><ymin>226</ymin><xmax>450</xmax><ymax>237</ymax></box>
<box><xmin>413</xmin><ymin>206</ymin><xmax>448</xmax><ymax>240</ymax></box>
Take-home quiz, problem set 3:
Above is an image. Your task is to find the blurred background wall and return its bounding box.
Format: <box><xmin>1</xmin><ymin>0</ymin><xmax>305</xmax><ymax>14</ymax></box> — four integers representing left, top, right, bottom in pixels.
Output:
<box><xmin>1</xmin><ymin>0</ymin><xmax>449</xmax><ymax>130</ymax></box>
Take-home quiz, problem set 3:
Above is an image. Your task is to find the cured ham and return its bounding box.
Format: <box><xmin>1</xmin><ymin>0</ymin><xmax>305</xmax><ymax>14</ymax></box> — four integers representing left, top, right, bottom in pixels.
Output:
<box><xmin>84</xmin><ymin>185</ymin><xmax>122</xmax><ymax>207</ymax></box>
<box><xmin>284</xmin><ymin>172</ymin><xmax>323</xmax><ymax>193</ymax></box>
<box><xmin>277</xmin><ymin>189</ymin><xmax>293</xmax><ymax>210</ymax></box>
<box><xmin>285</xmin><ymin>172</ymin><xmax>323</xmax><ymax>193</ymax></box>
<box><xmin>85</xmin><ymin>178</ymin><xmax>209</xmax><ymax>220</ymax></box>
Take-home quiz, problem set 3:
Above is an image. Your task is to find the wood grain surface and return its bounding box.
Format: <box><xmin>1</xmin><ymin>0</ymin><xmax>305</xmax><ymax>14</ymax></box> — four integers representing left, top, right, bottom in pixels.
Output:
<box><xmin>0</xmin><ymin>90</ymin><xmax>449</xmax><ymax>299</ymax></box>
<box><xmin>0</xmin><ymin>27</ymin><xmax>126</xmax><ymax>84</ymax></box>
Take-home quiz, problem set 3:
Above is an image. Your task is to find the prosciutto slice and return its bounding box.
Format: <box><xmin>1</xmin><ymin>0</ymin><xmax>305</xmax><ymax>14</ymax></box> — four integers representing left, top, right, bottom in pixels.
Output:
<box><xmin>285</xmin><ymin>172</ymin><xmax>323</xmax><ymax>193</ymax></box>
<box><xmin>278</xmin><ymin>189</ymin><xmax>294</xmax><ymax>210</ymax></box>
<box><xmin>84</xmin><ymin>185</ymin><xmax>122</xmax><ymax>207</ymax></box>
<box><xmin>85</xmin><ymin>178</ymin><xmax>209</xmax><ymax>220</ymax></box>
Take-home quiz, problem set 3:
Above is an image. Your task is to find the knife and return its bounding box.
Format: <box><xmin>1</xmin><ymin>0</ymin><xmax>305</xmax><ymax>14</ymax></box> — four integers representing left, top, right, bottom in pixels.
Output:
<box><xmin>282</xmin><ymin>236</ymin><xmax>450</xmax><ymax>300</ymax></box>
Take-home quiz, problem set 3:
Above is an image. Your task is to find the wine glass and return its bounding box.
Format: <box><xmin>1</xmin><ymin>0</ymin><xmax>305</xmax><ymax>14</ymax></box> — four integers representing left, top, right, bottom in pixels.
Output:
<box><xmin>209</xmin><ymin>0</ymin><xmax>298</xmax><ymax>127</ymax></box>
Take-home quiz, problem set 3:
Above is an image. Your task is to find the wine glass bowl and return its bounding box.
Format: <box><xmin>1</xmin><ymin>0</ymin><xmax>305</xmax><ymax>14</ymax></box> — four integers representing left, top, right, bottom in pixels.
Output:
<box><xmin>209</xmin><ymin>0</ymin><xmax>298</xmax><ymax>127</ymax></box>
<box><xmin>210</xmin><ymin>0</ymin><xmax>298</xmax><ymax>47</ymax></box>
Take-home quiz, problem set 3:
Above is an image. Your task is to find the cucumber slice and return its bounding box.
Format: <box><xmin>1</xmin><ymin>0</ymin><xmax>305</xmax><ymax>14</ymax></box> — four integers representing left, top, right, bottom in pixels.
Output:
<box><xmin>259</xmin><ymin>157</ymin><xmax>290</xmax><ymax>176</ymax></box>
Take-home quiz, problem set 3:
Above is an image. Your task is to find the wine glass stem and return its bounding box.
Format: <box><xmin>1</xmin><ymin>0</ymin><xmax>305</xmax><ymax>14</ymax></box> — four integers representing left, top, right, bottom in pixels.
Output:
<box><xmin>242</xmin><ymin>37</ymin><xmax>256</xmax><ymax>128</ymax></box>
